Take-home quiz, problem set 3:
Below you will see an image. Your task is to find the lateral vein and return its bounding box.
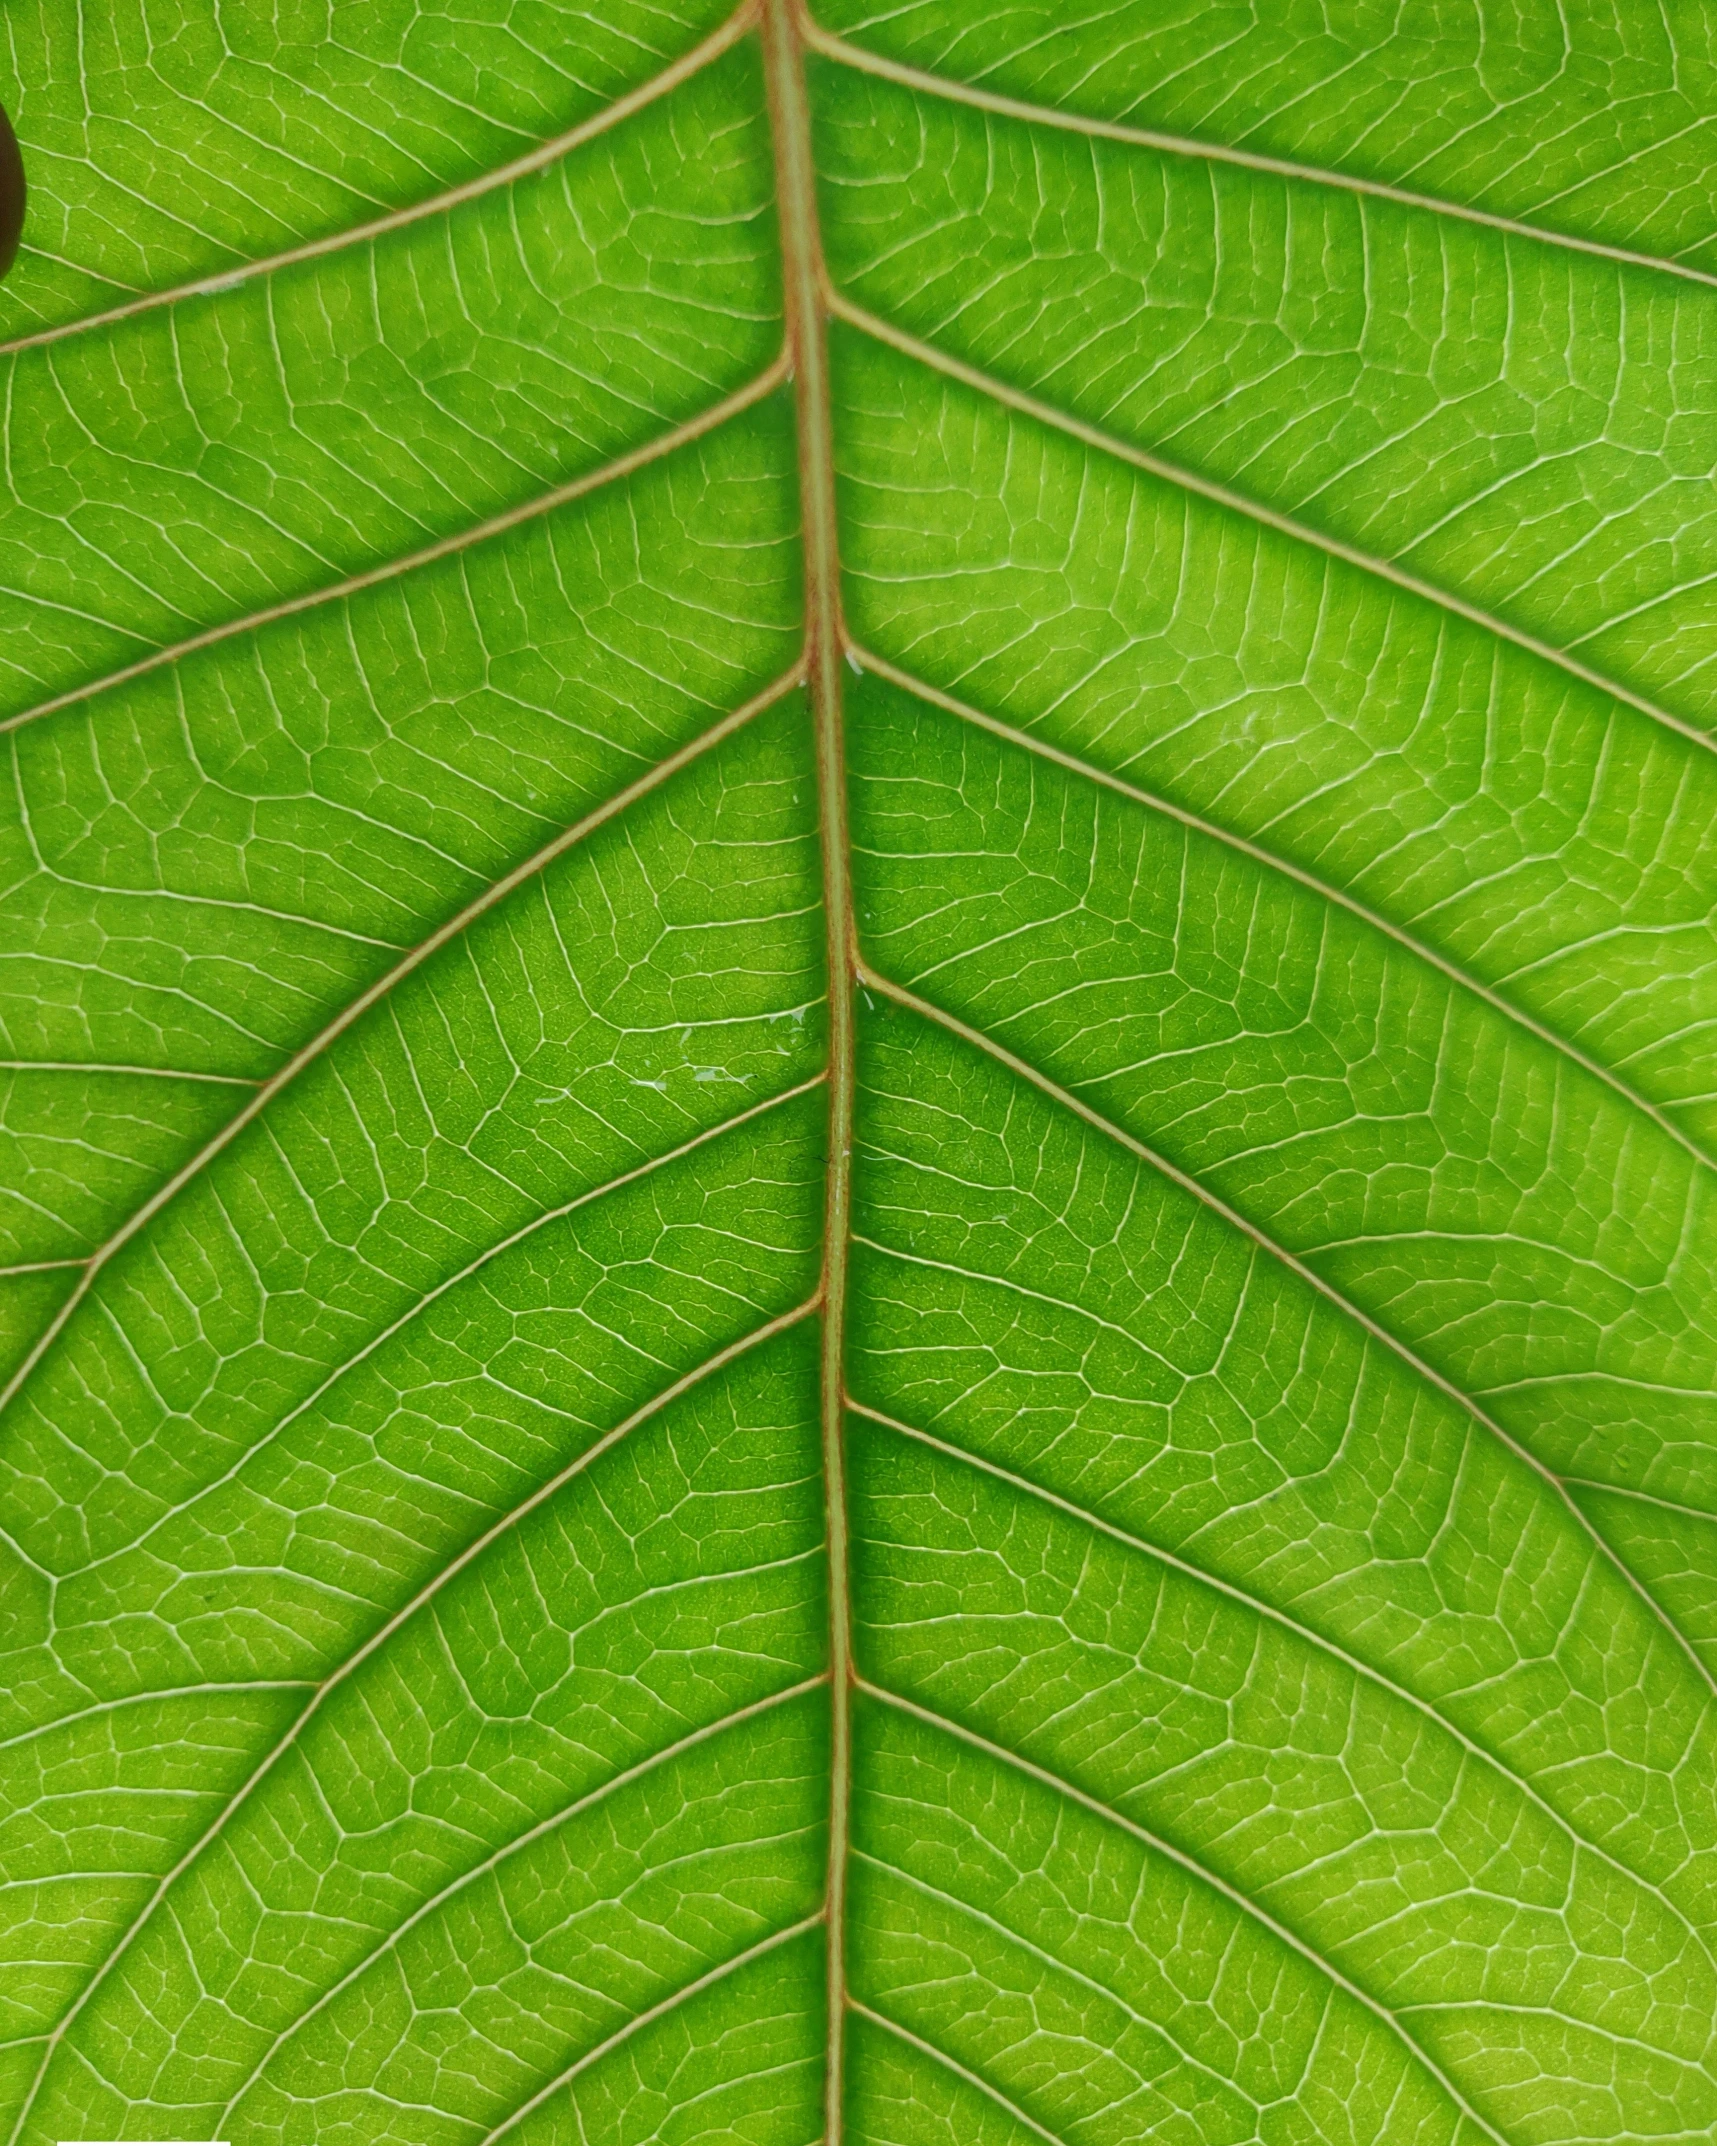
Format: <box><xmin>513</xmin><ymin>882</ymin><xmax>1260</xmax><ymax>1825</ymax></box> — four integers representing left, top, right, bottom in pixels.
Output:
<box><xmin>0</xmin><ymin>357</ymin><xmax>791</xmax><ymax>738</ymax></box>
<box><xmin>849</xmin><ymin>1398</ymin><xmax>1717</xmax><ymax>1968</ymax></box>
<box><xmin>845</xmin><ymin>639</ymin><xmax>1717</xmax><ymax>1175</ymax></box>
<box><xmin>476</xmin><ymin>1912</ymin><xmax>827</xmax><ymax>2146</ymax></box>
<box><xmin>0</xmin><ymin>1294</ymin><xmax>821</xmax><ymax>2146</ymax></box>
<box><xmin>856</xmin><ymin>1680</ymin><xmax>1512</xmax><ymax>2146</ymax></box>
<box><xmin>846</xmin><ymin>2002</ymin><xmax>1070</xmax><ymax>2146</ymax></box>
<box><xmin>0</xmin><ymin>662</ymin><xmax>805</xmax><ymax>1426</ymax></box>
<box><xmin>800</xmin><ymin>23</ymin><xmax>1717</xmax><ymax>295</ymax></box>
<box><xmin>0</xmin><ymin>2</ymin><xmax>763</xmax><ymax>360</ymax></box>
<box><xmin>855</xmin><ymin>959</ymin><xmax>1717</xmax><ymax>1713</ymax></box>
<box><xmin>90</xmin><ymin>1072</ymin><xmax>828</xmax><ymax>1577</ymax></box>
<box><xmin>219</xmin><ymin>1674</ymin><xmax>831</xmax><ymax>2123</ymax></box>
<box><xmin>827</xmin><ymin>293</ymin><xmax>1717</xmax><ymax>765</ymax></box>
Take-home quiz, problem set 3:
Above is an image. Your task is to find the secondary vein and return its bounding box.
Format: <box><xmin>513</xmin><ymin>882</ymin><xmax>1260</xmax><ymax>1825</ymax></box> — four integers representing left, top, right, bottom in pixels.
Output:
<box><xmin>849</xmin><ymin>1399</ymin><xmax>1717</xmax><ymax>1971</ymax></box>
<box><xmin>0</xmin><ymin>663</ymin><xmax>805</xmax><ymax>1424</ymax></box>
<box><xmin>856</xmin><ymin>960</ymin><xmax>1717</xmax><ymax>1715</ymax></box>
<box><xmin>855</xmin><ymin>1681</ymin><xmax>1512</xmax><ymax>2146</ymax></box>
<box><xmin>218</xmin><ymin>1674</ymin><xmax>831</xmax><ymax>2124</ymax></box>
<box><xmin>845</xmin><ymin>638</ymin><xmax>1717</xmax><ymax>1176</ymax></box>
<box><xmin>0</xmin><ymin>1294</ymin><xmax>821</xmax><ymax>2146</ymax></box>
<box><xmin>800</xmin><ymin>22</ymin><xmax>1717</xmax><ymax>296</ymax></box>
<box><xmin>476</xmin><ymin>1912</ymin><xmax>827</xmax><ymax>2146</ymax></box>
<box><xmin>0</xmin><ymin>358</ymin><xmax>791</xmax><ymax>738</ymax></box>
<box><xmin>827</xmin><ymin>291</ymin><xmax>1717</xmax><ymax>767</ymax></box>
<box><xmin>87</xmin><ymin>1073</ymin><xmax>828</xmax><ymax>1579</ymax></box>
<box><xmin>0</xmin><ymin>2</ymin><xmax>764</xmax><ymax>361</ymax></box>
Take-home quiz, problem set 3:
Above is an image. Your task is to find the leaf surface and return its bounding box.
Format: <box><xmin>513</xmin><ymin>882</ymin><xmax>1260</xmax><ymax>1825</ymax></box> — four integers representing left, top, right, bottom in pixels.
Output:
<box><xmin>2</xmin><ymin>3</ymin><xmax>1716</xmax><ymax>2143</ymax></box>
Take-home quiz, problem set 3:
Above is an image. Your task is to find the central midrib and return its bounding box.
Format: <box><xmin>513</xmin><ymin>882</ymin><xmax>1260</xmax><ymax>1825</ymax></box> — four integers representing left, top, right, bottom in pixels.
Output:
<box><xmin>758</xmin><ymin>4</ymin><xmax>856</xmax><ymax>2140</ymax></box>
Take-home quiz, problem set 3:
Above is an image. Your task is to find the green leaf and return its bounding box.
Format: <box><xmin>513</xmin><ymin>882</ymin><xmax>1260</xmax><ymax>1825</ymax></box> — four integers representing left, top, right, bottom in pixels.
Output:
<box><xmin>2</xmin><ymin>3</ymin><xmax>1716</xmax><ymax>2143</ymax></box>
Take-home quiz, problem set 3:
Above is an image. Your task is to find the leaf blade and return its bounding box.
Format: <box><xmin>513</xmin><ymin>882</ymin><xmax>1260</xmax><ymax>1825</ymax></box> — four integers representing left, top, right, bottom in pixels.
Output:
<box><xmin>4</xmin><ymin>5</ymin><xmax>1717</xmax><ymax>2142</ymax></box>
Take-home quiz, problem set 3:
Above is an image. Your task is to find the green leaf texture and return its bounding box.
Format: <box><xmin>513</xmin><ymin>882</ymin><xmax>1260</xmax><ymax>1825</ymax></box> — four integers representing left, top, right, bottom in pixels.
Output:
<box><xmin>2</xmin><ymin>2</ymin><xmax>1716</xmax><ymax>2142</ymax></box>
